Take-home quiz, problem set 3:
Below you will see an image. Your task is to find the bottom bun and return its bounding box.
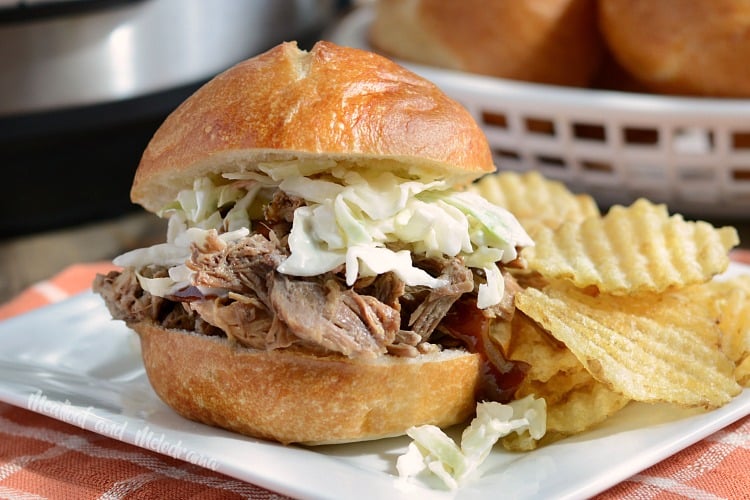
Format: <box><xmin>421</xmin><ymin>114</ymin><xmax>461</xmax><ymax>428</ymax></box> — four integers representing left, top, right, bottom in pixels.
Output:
<box><xmin>134</xmin><ymin>322</ymin><xmax>483</xmax><ymax>445</ymax></box>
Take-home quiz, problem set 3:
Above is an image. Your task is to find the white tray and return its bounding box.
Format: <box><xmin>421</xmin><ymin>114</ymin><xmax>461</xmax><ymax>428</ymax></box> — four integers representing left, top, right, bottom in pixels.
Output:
<box><xmin>328</xmin><ymin>6</ymin><xmax>750</xmax><ymax>218</ymax></box>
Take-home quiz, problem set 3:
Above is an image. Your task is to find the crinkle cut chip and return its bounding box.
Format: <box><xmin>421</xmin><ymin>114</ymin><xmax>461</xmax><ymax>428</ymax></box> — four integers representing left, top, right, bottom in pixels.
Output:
<box><xmin>515</xmin><ymin>282</ymin><xmax>741</xmax><ymax>409</ymax></box>
<box><xmin>468</xmin><ymin>170</ymin><xmax>599</xmax><ymax>236</ymax></box>
<box><xmin>522</xmin><ymin>198</ymin><xmax>739</xmax><ymax>295</ymax></box>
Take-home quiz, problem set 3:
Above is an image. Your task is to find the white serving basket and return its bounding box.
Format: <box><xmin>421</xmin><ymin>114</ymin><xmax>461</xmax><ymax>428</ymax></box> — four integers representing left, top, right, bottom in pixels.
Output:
<box><xmin>328</xmin><ymin>6</ymin><xmax>750</xmax><ymax>218</ymax></box>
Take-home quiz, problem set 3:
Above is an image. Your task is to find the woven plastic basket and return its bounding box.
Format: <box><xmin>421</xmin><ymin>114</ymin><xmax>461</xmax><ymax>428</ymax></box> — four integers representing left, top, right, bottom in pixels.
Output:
<box><xmin>329</xmin><ymin>6</ymin><xmax>750</xmax><ymax>218</ymax></box>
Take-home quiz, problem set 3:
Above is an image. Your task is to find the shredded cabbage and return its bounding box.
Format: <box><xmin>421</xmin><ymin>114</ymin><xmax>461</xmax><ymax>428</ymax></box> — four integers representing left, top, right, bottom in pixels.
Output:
<box><xmin>118</xmin><ymin>162</ymin><xmax>533</xmax><ymax>307</ymax></box>
<box><xmin>275</xmin><ymin>167</ymin><xmax>533</xmax><ymax>302</ymax></box>
<box><xmin>397</xmin><ymin>395</ymin><xmax>547</xmax><ymax>490</ymax></box>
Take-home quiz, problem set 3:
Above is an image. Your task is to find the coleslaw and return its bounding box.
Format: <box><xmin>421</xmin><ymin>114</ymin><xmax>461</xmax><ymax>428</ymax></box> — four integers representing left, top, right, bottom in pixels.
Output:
<box><xmin>114</xmin><ymin>160</ymin><xmax>533</xmax><ymax>308</ymax></box>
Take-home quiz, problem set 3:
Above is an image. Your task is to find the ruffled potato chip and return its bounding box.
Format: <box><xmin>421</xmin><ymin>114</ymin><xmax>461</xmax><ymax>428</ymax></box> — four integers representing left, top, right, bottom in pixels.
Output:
<box><xmin>715</xmin><ymin>282</ymin><xmax>750</xmax><ymax>383</ymax></box>
<box><xmin>468</xmin><ymin>170</ymin><xmax>599</xmax><ymax>237</ymax></box>
<box><xmin>515</xmin><ymin>281</ymin><xmax>741</xmax><ymax>409</ymax></box>
<box><xmin>474</xmin><ymin>171</ymin><xmax>747</xmax><ymax>452</ymax></box>
<box><xmin>735</xmin><ymin>357</ymin><xmax>750</xmax><ymax>386</ymax></box>
<box><xmin>540</xmin><ymin>379</ymin><xmax>630</xmax><ymax>439</ymax></box>
<box><xmin>522</xmin><ymin>198</ymin><xmax>739</xmax><ymax>295</ymax></box>
<box><xmin>497</xmin><ymin>310</ymin><xmax>631</xmax><ymax>449</ymax></box>
<box><xmin>503</xmin><ymin>372</ymin><xmax>630</xmax><ymax>450</ymax></box>
<box><xmin>505</xmin><ymin>312</ymin><xmax>582</xmax><ymax>383</ymax></box>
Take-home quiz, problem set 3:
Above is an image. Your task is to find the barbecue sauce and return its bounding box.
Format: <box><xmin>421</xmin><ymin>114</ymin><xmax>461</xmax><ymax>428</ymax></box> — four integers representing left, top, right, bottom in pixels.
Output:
<box><xmin>442</xmin><ymin>299</ymin><xmax>528</xmax><ymax>403</ymax></box>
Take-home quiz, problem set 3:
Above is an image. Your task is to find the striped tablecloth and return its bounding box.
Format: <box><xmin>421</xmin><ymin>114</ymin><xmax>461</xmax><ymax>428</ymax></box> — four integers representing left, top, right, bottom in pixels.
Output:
<box><xmin>1</xmin><ymin>255</ymin><xmax>749</xmax><ymax>499</ymax></box>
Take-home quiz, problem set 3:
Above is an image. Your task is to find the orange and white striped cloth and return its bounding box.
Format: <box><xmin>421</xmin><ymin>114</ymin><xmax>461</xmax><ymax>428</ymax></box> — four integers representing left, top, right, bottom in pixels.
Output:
<box><xmin>1</xmin><ymin>255</ymin><xmax>750</xmax><ymax>499</ymax></box>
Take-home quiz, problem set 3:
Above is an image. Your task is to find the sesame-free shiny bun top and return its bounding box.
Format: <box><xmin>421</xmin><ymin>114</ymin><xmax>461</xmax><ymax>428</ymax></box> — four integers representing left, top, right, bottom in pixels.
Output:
<box><xmin>131</xmin><ymin>41</ymin><xmax>494</xmax><ymax>213</ymax></box>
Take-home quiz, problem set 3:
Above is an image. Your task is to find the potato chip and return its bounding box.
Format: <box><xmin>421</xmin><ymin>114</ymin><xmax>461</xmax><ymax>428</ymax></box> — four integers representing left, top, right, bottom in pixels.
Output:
<box><xmin>469</xmin><ymin>170</ymin><xmax>600</xmax><ymax>236</ymax></box>
<box><xmin>515</xmin><ymin>282</ymin><xmax>741</xmax><ymax>408</ymax></box>
<box><xmin>497</xmin><ymin>311</ymin><xmax>631</xmax><ymax>447</ymax></box>
<box><xmin>717</xmin><ymin>288</ymin><xmax>750</xmax><ymax>360</ymax></box>
<box><xmin>508</xmin><ymin>268</ymin><xmax>550</xmax><ymax>291</ymax></box>
<box><xmin>603</xmin><ymin>284</ymin><xmax>723</xmax><ymax>347</ymax></box>
<box><xmin>735</xmin><ymin>357</ymin><xmax>750</xmax><ymax>386</ymax></box>
<box><xmin>667</xmin><ymin>276</ymin><xmax>750</xmax><ymax>378</ymax></box>
<box><xmin>542</xmin><ymin>379</ymin><xmax>630</xmax><ymax>437</ymax></box>
<box><xmin>516</xmin><ymin>368</ymin><xmax>597</xmax><ymax>406</ymax></box>
<box><xmin>503</xmin><ymin>375</ymin><xmax>630</xmax><ymax>450</ymax></box>
<box><xmin>488</xmin><ymin>314</ymin><xmax>513</xmax><ymax>356</ymax></box>
<box><xmin>505</xmin><ymin>312</ymin><xmax>582</xmax><ymax>383</ymax></box>
<box><xmin>522</xmin><ymin>198</ymin><xmax>739</xmax><ymax>295</ymax></box>
<box><xmin>715</xmin><ymin>274</ymin><xmax>750</xmax><ymax>295</ymax></box>
<box><xmin>473</xmin><ymin>170</ymin><xmax>747</xmax><ymax>450</ymax></box>
<box><xmin>715</xmin><ymin>285</ymin><xmax>750</xmax><ymax>385</ymax></box>
<box><xmin>501</xmin><ymin>430</ymin><xmax>539</xmax><ymax>452</ymax></box>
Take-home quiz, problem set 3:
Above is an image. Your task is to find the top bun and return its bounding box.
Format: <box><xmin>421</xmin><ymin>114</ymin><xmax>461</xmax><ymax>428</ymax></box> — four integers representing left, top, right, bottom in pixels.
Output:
<box><xmin>131</xmin><ymin>41</ymin><xmax>494</xmax><ymax>213</ymax></box>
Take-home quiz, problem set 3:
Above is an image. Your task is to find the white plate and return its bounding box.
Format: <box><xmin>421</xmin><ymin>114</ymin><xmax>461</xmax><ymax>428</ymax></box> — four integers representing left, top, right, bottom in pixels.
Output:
<box><xmin>1</xmin><ymin>264</ymin><xmax>750</xmax><ymax>499</ymax></box>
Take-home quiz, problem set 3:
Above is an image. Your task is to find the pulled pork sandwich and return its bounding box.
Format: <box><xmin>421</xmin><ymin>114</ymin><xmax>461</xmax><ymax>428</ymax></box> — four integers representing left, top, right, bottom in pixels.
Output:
<box><xmin>94</xmin><ymin>41</ymin><xmax>533</xmax><ymax>445</ymax></box>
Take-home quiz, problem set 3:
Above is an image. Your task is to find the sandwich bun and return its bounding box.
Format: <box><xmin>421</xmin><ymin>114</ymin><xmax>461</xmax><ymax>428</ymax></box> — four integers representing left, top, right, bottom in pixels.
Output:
<box><xmin>599</xmin><ymin>0</ymin><xmax>750</xmax><ymax>97</ymax></box>
<box><xmin>132</xmin><ymin>40</ymin><xmax>494</xmax><ymax>214</ymax></box>
<box><xmin>368</xmin><ymin>0</ymin><xmax>603</xmax><ymax>87</ymax></box>
<box><xmin>136</xmin><ymin>322</ymin><xmax>482</xmax><ymax>445</ymax></box>
<box><xmin>108</xmin><ymin>41</ymin><xmax>509</xmax><ymax>445</ymax></box>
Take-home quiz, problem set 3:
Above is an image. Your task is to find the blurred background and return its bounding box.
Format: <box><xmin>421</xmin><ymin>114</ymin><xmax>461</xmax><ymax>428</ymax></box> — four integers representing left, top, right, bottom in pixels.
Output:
<box><xmin>3</xmin><ymin>0</ymin><xmax>750</xmax><ymax>303</ymax></box>
<box><xmin>0</xmin><ymin>0</ymin><xmax>350</xmax><ymax>301</ymax></box>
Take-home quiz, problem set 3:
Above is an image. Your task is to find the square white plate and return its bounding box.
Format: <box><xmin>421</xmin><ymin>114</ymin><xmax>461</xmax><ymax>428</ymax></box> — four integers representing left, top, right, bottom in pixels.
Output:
<box><xmin>0</xmin><ymin>264</ymin><xmax>749</xmax><ymax>499</ymax></box>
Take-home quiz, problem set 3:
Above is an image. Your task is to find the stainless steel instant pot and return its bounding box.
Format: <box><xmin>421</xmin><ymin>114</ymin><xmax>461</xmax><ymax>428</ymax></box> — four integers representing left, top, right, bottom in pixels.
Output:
<box><xmin>0</xmin><ymin>0</ymin><xmax>337</xmax><ymax>237</ymax></box>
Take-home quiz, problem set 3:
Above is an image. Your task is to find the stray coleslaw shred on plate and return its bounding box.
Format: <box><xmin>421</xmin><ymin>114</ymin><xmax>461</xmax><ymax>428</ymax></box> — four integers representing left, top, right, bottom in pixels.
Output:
<box><xmin>397</xmin><ymin>395</ymin><xmax>547</xmax><ymax>490</ymax></box>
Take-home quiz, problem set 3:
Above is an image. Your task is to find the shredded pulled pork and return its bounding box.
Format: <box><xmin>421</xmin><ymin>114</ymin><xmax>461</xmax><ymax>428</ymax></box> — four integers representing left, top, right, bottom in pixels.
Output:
<box><xmin>188</xmin><ymin>232</ymin><xmax>286</xmax><ymax>308</ymax></box>
<box><xmin>95</xmin><ymin>233</ymin><xmax>522</xmax><ymax>362</ymax></box>
<box><xmin>93</xmin><ymin>268</ymin><xmax>220</xmax><ymax>336</ymax></box>
<box><xmin>94</xmin><ymin>190</ymin><xmax>522</xmax><ymax>362</ymax></box>
<box><xmin>408</xmin><ymin>256</ymin><xmax>475</xmax><ymax>340</ymax></box>
<box><xmin>269</xmin><ymin>273</ymin><xmax>400</xmax><ymax>357</ymax></box>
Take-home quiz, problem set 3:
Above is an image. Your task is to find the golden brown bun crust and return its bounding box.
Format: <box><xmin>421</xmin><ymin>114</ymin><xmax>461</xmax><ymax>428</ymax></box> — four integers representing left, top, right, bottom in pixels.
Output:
<box><xmin>369</xmin><ymin>0</ymin><xmax>603</xmax><ymax>87</ymax></box>
<box><xmin>599</xmin><ymin>0</ymin><xmax>750</xmax><ymax>97</ymax></box>
<box><xmin>132</xmin><ymin>41</ymin><xmax>494</xmax><ymax>213</ymax></box>
<box><xmin>134</xmin><ymin>322</ymin><xmax>482</xmax><ymax>445</ymax></box>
